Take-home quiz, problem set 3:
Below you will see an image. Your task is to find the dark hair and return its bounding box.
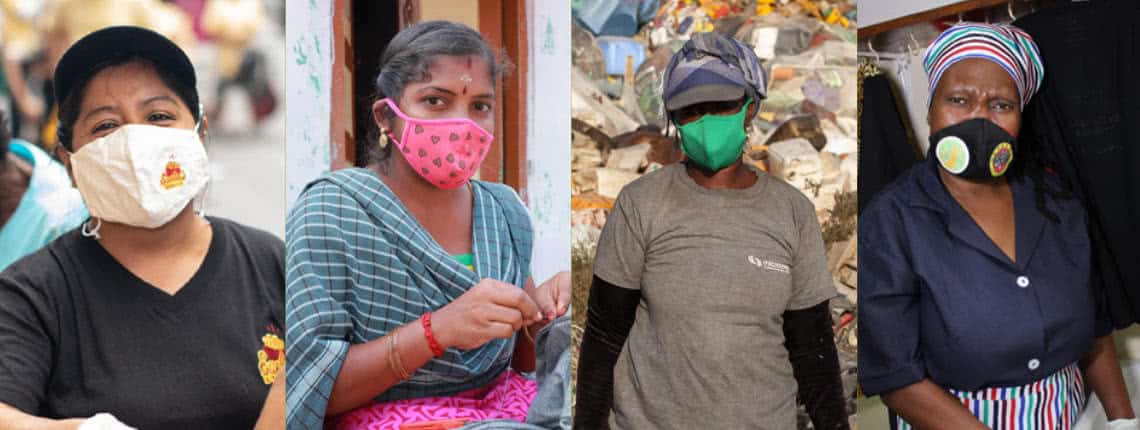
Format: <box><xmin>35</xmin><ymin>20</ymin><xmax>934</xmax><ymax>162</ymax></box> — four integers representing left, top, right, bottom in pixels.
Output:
<box><xmin>56</xmin><ymin>56</ymin><xmax>200</xmax><ymax>151</ymax></box>
<box><xmin>365</xmin><ymin>20</ymin><xmax>508</xmax><ymax>167</ymax></box>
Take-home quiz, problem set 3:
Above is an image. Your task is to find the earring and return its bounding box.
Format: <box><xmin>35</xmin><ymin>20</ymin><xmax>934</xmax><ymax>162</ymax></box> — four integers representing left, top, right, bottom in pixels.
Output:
<box><xmin>378</xmin><ymin>129</ymin><xmax>389</xmax><ymax>149</ymax></box>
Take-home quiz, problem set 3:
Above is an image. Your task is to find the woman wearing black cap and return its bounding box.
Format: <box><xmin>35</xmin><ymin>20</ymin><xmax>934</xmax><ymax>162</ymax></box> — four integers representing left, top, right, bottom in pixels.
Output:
<box><xmin>0</xmin><ymin>27</ymin><xmax>284</xmax><ymax>429</ymax></box>
<box><xmin>575</xmin><ymin>32</ymin><xmax>848</xmax><ymax>429</ymax></box>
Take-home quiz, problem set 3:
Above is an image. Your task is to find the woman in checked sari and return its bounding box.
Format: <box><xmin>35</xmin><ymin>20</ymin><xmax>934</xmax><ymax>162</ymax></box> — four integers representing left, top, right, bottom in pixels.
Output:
<box><xmin>285</xmin><ymin>21</ymin><xmax>570</xmax><ymax>430</ymax></box>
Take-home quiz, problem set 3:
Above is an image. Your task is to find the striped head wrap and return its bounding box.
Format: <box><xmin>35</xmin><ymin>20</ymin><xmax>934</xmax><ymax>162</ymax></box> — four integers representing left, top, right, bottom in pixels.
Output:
<box><xmin>923</xmin><ymin>23</ymin><xmax>1044</xmax><ymax>109</ymax></box>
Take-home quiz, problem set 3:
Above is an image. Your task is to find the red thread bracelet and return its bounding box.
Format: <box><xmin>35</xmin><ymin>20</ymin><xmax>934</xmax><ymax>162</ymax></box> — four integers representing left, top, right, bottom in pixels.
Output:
<box><xmin>422</xmin><ymin>312</ymin><xmax>444</xmax><ymax>357</ymax></box>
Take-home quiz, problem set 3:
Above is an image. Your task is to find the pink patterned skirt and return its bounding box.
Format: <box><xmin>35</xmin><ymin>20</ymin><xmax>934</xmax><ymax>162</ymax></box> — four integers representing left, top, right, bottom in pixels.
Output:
<box><xmin>327</xmin><ymin>370</ymin><xmax>537</xmax><ymax>430</ymax></box>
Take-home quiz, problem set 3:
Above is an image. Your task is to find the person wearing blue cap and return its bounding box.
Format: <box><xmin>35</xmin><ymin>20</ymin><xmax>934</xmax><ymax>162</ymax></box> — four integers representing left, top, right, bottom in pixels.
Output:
<box><xmin>858</xmin><ymin>23</ymin><xmax>1136</xmax><ymax>429</ymax></box>
<box><xmin>575</xmin><ymin>32</ymin><xmax>847</xmax><ymax>429</ymax></box>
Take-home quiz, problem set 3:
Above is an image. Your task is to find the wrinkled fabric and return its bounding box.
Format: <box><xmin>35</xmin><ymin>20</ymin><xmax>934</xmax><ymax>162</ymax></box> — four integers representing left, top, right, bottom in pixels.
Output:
<box><xmin>285</xmin><ymin>168</ymin><xmax>533</xmax><ymax>429</ymax></box>
<box><xmin>69</xmin><ymin>124</ymin><xmax>208</xmax><ymax>229</ymax></box>
<box><xmin>326</xmin><ymin>316</ymin><xmax>572</xmax><ymax>430</ymax></box>
<box><xmin>857</xmin><ymin>74</ymin><xmax>920</xmax><ymax>213</ymax></box>
<box><xmin>859</xmin><ymin>156</ymin><xmax>1105</xmax><ymax>396</ymax></box>
<box><xmin>327</xmin><ymin>371</ymin><xmax>537</xmax><ymax>430</ymax></box>
<box><xmin>894</xmin><ymin>362</ymin><xmax>1084</xmax><ymax>430</ymax></box>
<box><xmin>381</xmin><ymin>99</ymin><xmax>493</xmax><ymax>189</ymax></box>
<box><xmin>923</xmin><ymin>22</ymin><xmax>1043</xmax><ymax>109</ymax></box>
<box><xmin>0</xmin><ymin>140</ymin><xmax>87</xmax><ymax>270</ymax></box>
<box><xmin>1015</xmin><ymin>0</ymin><xmax>1140</xmax><ymax>329</ymax></box>
<box><xmin>524</xmin><ymin>315</ymin><xmax>572</xmax><ymax>430</ymax></box>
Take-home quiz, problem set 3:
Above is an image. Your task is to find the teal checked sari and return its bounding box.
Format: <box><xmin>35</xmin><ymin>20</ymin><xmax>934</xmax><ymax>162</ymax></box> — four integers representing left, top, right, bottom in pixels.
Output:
<box><xmin>284</xmin><ymin>168</ymin><xmax>533</xmax><ymax>429</ymax></box>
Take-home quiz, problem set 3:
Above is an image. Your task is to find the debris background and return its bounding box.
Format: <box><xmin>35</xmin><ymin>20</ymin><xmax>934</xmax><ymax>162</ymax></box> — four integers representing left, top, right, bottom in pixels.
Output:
<box><xmin>568</xmin><ymin>1</ymin><xmax>859</xmax><ymax>428</ymax></box>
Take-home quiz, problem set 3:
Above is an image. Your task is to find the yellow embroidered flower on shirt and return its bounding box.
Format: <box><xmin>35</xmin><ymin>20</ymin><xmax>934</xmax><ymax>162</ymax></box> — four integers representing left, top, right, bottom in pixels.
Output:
<box><xmin>257</xmin><ymin>329</ymin><xmax>285</xmax><ymax>385</ymax></box>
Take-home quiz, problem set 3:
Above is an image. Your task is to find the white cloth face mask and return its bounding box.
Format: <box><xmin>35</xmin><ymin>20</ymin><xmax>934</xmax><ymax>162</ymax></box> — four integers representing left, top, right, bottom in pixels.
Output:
<box><xmin>71</xmin><ymin>124</ymin><xmax>210</xmax><ymax>232</ymax></box>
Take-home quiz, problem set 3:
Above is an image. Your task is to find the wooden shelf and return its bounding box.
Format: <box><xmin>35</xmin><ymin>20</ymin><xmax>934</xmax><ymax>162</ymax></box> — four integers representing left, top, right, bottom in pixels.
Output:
<box><xmin>859</xmin><ymin>0</ymin><xmax>1010</xmax><ymax>38</ymax></box>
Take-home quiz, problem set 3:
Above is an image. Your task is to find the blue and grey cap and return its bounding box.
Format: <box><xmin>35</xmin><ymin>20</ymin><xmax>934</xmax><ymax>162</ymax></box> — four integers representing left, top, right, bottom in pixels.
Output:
<box><xmin>662</xmin><ymin>32</ymin><xmax>767</xmax><ymax>112</ymax></box>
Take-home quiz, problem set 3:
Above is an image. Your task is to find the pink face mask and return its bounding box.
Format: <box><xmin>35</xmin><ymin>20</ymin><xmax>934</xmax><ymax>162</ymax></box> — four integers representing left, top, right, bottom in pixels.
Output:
<box><xmin>382</xmin><ymin>98</ymin><xmax>494</xmax><ymax>189</ymax></box>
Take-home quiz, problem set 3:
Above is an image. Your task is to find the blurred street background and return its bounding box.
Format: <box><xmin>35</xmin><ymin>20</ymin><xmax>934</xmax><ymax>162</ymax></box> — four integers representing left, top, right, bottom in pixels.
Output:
<box><xmin>1</xmin><ymin>0</ymin><xmax>285</xmax><ymax>237</ymax></box>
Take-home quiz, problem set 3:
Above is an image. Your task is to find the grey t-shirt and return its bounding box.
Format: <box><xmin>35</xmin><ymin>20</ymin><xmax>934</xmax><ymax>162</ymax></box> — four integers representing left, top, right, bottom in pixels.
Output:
<box><xmin>593</xmin><ymin>163</ymin><xmax>837</xmax><ymax>429</ymax></box>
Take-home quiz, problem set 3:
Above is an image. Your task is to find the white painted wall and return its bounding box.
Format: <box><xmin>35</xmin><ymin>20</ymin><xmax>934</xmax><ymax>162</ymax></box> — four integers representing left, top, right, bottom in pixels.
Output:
<box><xmin>859</xmin><ymin>0</ymin><xmax>962</xmax><ymax>28</ymax></box>
<box><xmin>284</xmin><ymin>0</ymin><xmax>333</xmax><ymax>210</ymax></box>
<box><xmin>524</xmin><ymin>0</ymin><xmax>572</xmax><ymax>283</ymax></box>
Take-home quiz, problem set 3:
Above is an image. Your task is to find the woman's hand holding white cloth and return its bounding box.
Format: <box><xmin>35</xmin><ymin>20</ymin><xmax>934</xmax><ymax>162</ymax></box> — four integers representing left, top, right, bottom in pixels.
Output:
<box><xmin>77</xmin><ymin>414</ymin><xmax>135</xmax><ymax>430</ymax></box>
<box><xmin>1109</xmin><ymin>418</ymin><xmax>1140</xmax><ymax>430</ymax></box>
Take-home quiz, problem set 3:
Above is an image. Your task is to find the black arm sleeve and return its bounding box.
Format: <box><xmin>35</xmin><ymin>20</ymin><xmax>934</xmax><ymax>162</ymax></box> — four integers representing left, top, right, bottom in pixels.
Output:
<box><xmin>573</xmin><ymin>275</ymin><xmax>641</xmax><ymax>430</ymax></box>
<box><xmin>783</xmin><ymin>300</ymin><xmax>849</xmax><ymax>430</ymax></box>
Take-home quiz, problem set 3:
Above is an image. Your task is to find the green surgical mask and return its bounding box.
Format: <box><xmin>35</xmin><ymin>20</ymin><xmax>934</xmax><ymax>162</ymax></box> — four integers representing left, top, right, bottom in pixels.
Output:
<box><xmin>676</xmin><ymin>99</ymin><xmax>752</xmax><ymax>172</ymax></box>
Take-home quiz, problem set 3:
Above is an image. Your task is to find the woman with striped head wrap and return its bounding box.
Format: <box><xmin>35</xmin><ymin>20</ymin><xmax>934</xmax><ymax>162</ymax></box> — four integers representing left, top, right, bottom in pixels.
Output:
<box><xmin>858</xmin><ymin>23</ymin><xmax>1138</xmax><ymax>429</ymax></box>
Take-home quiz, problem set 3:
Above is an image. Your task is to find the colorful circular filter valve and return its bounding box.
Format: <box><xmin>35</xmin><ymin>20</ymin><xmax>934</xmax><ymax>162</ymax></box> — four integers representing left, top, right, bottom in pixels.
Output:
<box><xmin>989</xmin><ymin>142</ymin><xmax>1014</xmax><ymax>177</ymax></box>
<box><xmin>936</xmin><ymin>136</ymin><xmax>969</xmax><ymax>174</ymax></box>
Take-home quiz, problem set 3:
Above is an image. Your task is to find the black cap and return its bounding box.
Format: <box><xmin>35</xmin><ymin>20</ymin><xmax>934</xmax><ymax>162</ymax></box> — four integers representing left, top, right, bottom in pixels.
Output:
<box><xmin>53</xmin><ymin>26</ymin><xmax>198</xmax><ymax>112</ymax></box>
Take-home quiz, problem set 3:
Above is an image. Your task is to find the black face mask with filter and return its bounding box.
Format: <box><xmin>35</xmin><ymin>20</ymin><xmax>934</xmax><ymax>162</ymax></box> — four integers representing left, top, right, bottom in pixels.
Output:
<box><xmin>928</xmin><ymin>117</ymin><xmax>1017</xmax><ymax>180</ymax></box>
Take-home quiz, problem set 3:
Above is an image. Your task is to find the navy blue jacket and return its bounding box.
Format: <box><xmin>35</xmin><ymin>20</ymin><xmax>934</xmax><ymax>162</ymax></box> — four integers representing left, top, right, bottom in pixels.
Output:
<box><xmin>858</xmin><ymin>156</ymin><xmax>1110</xmax><ymax>396</ymax></box>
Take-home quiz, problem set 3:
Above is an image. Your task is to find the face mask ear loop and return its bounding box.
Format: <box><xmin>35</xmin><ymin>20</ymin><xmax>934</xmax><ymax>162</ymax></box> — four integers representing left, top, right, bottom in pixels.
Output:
<box><xmin>193</xmin><ymin>102</ymin><xmax>210</xmax><ymax>221</ymax></box>
<box><xmin>81</xmin><ymin>218</ymin><xmax>102</xmax><ymax>240</ymax></box>
<box><xmin>380</xmin><ymin>101</ymin><xmax>403</xmax><ymax>147</ymax></box>
<box><xmin>195</xmin><ymin>102</ymin><xmax>204</xmax><ymax>135</ymax></box>
<box><xmin>194</xmin><ymin>168</ymin><xmax>211</xmax><ymax>221</ymax></box>
<box><xmin>742</xmin><ymin>98</ymin><xmax>754</xmax><ymax>133</ymax></box>
<box><xmin>667</xmin><ymin>112</ymin><xmax>683</xmax><ymax>155</ymax></box>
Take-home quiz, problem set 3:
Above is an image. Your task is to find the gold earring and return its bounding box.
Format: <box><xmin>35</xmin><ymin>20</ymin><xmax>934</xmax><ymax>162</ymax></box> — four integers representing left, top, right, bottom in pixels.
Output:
<box><xmin>378</xmin><ymin>129</ymin><xmax>389</xmax><ymax>149</ymax></box>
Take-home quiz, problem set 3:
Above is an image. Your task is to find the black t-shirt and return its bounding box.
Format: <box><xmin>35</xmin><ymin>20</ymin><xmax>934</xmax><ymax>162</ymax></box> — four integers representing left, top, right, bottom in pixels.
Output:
<box><xmin>0</xmin><ymin>217</ymin><xmax>285</xmax><ymax>429</ymax></box>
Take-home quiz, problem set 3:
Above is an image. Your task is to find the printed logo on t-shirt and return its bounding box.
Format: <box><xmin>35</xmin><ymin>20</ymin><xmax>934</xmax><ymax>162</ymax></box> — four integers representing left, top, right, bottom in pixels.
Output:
<box><xmin>257</xmin><ymin>324</ymin><xmax>285</xmax><ymax>385</ymax></box>
<box><xmin>748</xmin><ymin>255</ymin><xmax>790</xmax><ymax>274</ymax></box>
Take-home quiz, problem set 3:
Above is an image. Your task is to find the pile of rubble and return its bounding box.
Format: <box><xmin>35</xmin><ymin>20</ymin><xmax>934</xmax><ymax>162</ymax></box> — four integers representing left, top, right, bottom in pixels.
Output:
<box><xmin>569</xmin><ymin>1</ymin><xmax>859</xmax><ymax>427</ymax></box>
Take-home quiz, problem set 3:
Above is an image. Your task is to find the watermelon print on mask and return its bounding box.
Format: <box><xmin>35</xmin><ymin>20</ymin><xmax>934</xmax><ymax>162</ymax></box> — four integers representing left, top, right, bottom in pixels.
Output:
<box><xmin>381</xmin><ymin>98</ymin><xmax>494</xmax><ymax>189</ymax></box>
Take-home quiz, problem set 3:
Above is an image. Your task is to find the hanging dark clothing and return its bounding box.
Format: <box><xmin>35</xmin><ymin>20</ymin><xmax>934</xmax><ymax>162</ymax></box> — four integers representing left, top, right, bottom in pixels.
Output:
<box><xmin>1015</xmin><ymin>0</ymin><xmax>1140</xmax><ymax>328</ymax></box>
<box><xmin>858</xmin><ymin>73</ymin><xmax>920</xmax><ymax>213</ymax></box>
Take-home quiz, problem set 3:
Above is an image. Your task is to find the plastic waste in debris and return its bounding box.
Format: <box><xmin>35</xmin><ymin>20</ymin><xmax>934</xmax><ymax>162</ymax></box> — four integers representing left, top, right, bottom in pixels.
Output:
<box><xmin>768</xmin><ymin>138</ymin><xmax>823</xmax><ymax>191</ymax></box>
<box><xmin>571</xmin><ymin>68</ymin><xmax>640</xmax><ymax>136</ymax></box>
<box><xmin>776</xmin><ymin>23</ymin><xmax>814</xmax><ymax>56</ymax></box>
<box><xmin>802</xmin><ymin>77</ymin><xmax>842</xmax><ymax>113</ymax></box>
<box><xmin>750</xmin><ymin>27</ymin><xmax>779</xmax><ymax>59</ymax></box>
<box><xmin>619</xmin><ymin>56</ymin><xmax>647</xmax><ymax>123</ymax></box>
<box><xmin>573</xmin><ymin>0</ymin><xmax>660</xmax><ymax>37</ymax></box>
<box><xmin>635</xmin><ymin>66</ymin><xmax>665</xmax><ymax>127</ymax></box>
<box><xmin>698</xmin><ymin>0</ymin><xmax>734</xmax><ymax>20</ymax></box>
<box><xmin>572</xmin><ymin>22</ymin><xmax>607</xmax><ymax>81</ymax></box>
<box><xmin>596</xmin><ymin>36</ymin><xmax>648</xmax><ymax>76</ymax></box>
<box><xmin>756</xmin><ymin>0</ymin><xmax>776</xmax><ymax>16</ymax></box>
<box><xmin>574</xmin><ymin>0</ymin><xmax>637</xmax><ymax>36</ymax></box>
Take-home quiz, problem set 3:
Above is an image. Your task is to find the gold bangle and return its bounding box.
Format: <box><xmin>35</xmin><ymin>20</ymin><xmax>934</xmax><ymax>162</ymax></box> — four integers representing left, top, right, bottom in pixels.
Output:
<box><xmin>386</xmin><ymin>334</ymin><xmax>399</xmax><ymax>379</ymax></box>
<box><xmin>388</xmin><ymin>330</ymin><xmax>411</xmax><ymax>380</ymax></box>
<box><xmin>394</xmin><ymin>331</ymin><xmax>412</xmax><ymax>379</ymax></box>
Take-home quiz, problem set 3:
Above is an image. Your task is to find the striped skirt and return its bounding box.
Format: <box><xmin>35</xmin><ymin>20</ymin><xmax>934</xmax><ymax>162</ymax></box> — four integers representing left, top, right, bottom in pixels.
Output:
<box><xmin>896</xmin><ymin>362</ymin><xmax>1085</xmax><ymax>430</ymax></box>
